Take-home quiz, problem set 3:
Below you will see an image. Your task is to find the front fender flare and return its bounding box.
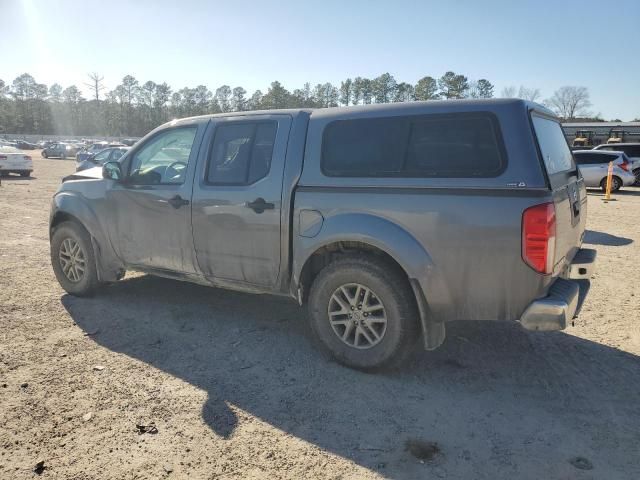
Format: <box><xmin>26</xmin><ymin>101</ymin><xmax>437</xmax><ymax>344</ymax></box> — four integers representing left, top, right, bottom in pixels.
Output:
<box><xmin>50</xmin><ymin>192</ymin><xmax>123</xmax><ymax>281</ymax></box>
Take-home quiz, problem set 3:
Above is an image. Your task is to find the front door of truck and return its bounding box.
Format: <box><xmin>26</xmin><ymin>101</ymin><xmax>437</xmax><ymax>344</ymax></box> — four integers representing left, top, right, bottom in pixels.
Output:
<box><xmin>191</xmin><ymin>114</ymin><xmax>291</xmax><ymax>288</ymax></box>
<box><xmin>106</xmin><ymin>123</ymin><xmax>205</xmax><ymax>273</ymax></box>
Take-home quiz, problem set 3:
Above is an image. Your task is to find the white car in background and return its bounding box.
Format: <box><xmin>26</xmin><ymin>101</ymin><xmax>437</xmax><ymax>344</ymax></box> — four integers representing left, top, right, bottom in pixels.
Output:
<box><xmin>592</xmin><ymin>142</ymin><xmax>640</xmax><ymax>185</ymax></box>
<box><xmin>0</xmin><ymin>146</ymin><xmax>33</xmax><ymax>177</ymax></box>
<box><xmin>573</xmin><ymin>150</ymin><xmax>635</xmax><ymax>191</ymax></box>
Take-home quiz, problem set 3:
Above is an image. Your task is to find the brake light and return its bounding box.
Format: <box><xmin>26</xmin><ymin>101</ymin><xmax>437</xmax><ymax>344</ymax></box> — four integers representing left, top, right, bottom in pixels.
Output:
<box><xmin>0</xmin><ymin>155</ymin><xmax>6</xmax><ymax>160</ymax></box>
<box><xmin>522</xmin><ymin>202</ymin><xmax>556</xmax><ymax>274</ymax></box>
<box><xmin>619</xmin><ymin>160</ymin><xmax>630</xmax><ymax>172</ymax></box>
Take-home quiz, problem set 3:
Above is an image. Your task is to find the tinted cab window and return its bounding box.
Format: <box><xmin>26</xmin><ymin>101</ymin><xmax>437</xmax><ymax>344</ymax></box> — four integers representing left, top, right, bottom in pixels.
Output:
<box><xmin>206</xmin><ymin>122</ymin><xmax>277</xmax><ymax>185</ymax></box>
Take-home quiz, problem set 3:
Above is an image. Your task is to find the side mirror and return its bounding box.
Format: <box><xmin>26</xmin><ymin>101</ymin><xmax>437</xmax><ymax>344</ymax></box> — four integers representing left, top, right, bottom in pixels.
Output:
<box><xmin>102</xmin><ymin>161</ymin><xmax>123</xmax><ymax>181</ymax></box>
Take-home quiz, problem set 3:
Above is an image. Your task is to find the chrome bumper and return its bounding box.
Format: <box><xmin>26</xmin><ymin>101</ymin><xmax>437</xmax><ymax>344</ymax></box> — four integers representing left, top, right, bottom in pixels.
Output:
<box><xmin>519</xmin><ymin>248</ymin><xmax>596</xmax><ymax>332</ymax></box>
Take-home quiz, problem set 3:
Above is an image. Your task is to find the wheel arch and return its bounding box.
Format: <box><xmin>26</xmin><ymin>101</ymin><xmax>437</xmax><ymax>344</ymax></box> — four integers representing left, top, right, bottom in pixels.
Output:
<box><xmin>292</xmin><ymin>213</ymin><xmax>448</xmax><ymax>350</ymax></box>
<box><xmin>50</xmin><ymin>193</ymin><xmax>124</xmax><ymax>281</ymax></box>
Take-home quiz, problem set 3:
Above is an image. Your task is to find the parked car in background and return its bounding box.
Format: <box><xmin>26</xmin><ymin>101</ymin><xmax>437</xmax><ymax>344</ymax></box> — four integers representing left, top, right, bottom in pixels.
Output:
<box><xmin>76</xmin><ymin>146</ymin><xmax>130</xmax><ymax>172</ymax></box>
<box><xmin>14</xmin><ymin>140</ymin><xmax>39</xmax><ymax>150</ymax></box>
<box><xmin>592</xmin><ymin>142</ymin><xmax>640</xmax><ymax>184</ymax></box>
<box><xmin>0</xmin><ymin>146</ymin><xmax>33</xmax><ymax>177</ymax></box>
<box><xmin>573</xmin><ymin>150</ymin><xmax>635</xmax><ymax>191</ymax></box>
<box><xmin>50</xmin><ymin>99</ymin><xmax>596</xmax><ymax>370</ymax></box>
<box><xmin>76</xmin><ymin>142</ymin><xmax>125</xmax><ymax>163</ymax></box>
<box><xmin>42</xmin><ymin>142</ymin><xmax>78</xmax><ymax>159</ymax></box>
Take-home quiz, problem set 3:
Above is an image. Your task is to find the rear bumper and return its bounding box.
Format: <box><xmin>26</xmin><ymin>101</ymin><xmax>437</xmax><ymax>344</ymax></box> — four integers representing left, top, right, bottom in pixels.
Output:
<box><xmin>519</xmin><ymin>248</ymin><xmax>596</xmax><ymax>332</ymax></box>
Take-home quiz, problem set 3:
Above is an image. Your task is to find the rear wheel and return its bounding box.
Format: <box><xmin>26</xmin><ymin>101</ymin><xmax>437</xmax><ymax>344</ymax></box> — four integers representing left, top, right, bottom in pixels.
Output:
<box><xmin>19</xmin><ymin>171</ymin><xmax>30</xmax><ymax>177</ymax></box>
<box><xmin>50</xmin><ymin>221</ymin><xmax>100</xmax><ymax>296</ymax></box>
<box><xmin>600</xmin><ymin>176</ymin><xmax>622</xmax><ymax>192</ymax></box>
<box><xmin>308</xmin><ymin>255</ymin><xmax>420</xmax><ymax>371</ymax></box>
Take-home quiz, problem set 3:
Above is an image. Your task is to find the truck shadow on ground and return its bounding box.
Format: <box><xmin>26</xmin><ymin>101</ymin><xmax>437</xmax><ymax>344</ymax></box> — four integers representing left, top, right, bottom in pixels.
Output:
<box><xmin>584</xmin><ymin>229</ymin><xmax>633</xmax><ymax>246</ymax></box>
<box><xmin>62</xmin><ymin>275</ymin><xmax>640</xmax><ymax>478</ymax></box>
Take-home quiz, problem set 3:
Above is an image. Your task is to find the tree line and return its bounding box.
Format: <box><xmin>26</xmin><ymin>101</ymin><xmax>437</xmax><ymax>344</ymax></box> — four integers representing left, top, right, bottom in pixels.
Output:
<box><xmin>0</xmin><ymin>71</ymin><xmax>600</xmax><ymax>137</ymax></box>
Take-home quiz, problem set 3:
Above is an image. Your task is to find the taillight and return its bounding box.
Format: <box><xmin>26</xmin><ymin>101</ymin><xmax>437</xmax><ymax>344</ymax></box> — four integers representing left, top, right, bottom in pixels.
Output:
<box><xmin>0</xmin><ymin>155</ymin><xmax>6</xmax><ymax>160</ymax></box>
<box><xmin>522</xmin><ymin>202</ymin><xmax>556</xmax><ymax>274</ymax></box>
<box><xmin>619</xmin><ymin>161</ymin><xmax>630</xmax><ymax>172</ymax></box>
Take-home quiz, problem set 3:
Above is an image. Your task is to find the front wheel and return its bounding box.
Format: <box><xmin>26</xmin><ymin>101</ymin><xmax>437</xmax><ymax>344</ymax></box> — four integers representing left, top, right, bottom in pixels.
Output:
<box><xmin>50</xmin><ymin>221</ymin><xmax>100</xmax><ymax>296</ymax></box>
<box><xmin>308</xmin><ymin>256</ymin><xmax>420</xmax><ymax>371</ymax></box>
<box><xmin>42</xmin><ymin>151</ymin><xmax>48</xmax><ymax>158</ymax></box>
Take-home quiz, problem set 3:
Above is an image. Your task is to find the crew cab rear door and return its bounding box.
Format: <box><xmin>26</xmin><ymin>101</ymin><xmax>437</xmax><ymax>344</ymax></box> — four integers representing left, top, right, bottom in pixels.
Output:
<box><xmin>531</xmin><ymin>112</ymin><xmax>586</xmax><ymax>276</ymax></box>
<box><xmin>191</xmin><ymin>114</ymin><xmax>292</xmax><ymax>288</ymax></box>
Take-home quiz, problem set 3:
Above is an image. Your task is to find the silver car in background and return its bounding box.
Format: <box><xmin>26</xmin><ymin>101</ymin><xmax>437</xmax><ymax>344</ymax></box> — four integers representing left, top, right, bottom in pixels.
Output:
<box><xmin>573</xmin><ymin>150</ymin><xmax>636</xmax><ymax>191</ymax></box>
<box><xmin>592</xmin><ymin>142</ymin><xmax>640</xmax><ymax>185</ymax></box>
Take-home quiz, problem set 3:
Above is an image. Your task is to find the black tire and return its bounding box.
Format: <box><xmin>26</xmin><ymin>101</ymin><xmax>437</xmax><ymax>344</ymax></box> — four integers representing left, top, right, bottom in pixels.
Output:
<box><xmin>308</xmin><ymin>255</ymin><xmax>420</xmax><ymax>371</ymax></box>
<box><xmin>42</xmin><ymin>150</ymin><xmax>48</xmax><ymax>158</ymax></box>
<box><xmin>633</xmin><ymin>169</ymin><xmax>640</xmax><ymax>186</ymax></box>
<box><xmin>19</xmin><ymin>171</ymin><xmax>30</xmax><ymax>177</ymax></box>
<box><xmin>61</xmin><ymin>151</ymin><xmax>66</xmax><ymax>159</ymax></box>
<box><xmin>50</xmin><ymin>221</ymin><xmax>100</xmax><ymax>296</ymax></box>
<box><xmin>600</xmin><ymin>176</ymin><xmax>622</xmax><ymax>192</ymax></box>
<box><xmin>612</xmin><ymin>176</ymin><xmax>622</xmax><ymax>191</ymax></box>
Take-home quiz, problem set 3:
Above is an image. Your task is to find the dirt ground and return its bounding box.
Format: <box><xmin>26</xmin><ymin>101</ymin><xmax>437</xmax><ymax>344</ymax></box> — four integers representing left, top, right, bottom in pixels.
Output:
<box><xmin>1</xmin><ymin>154</ymin><xmax>639</xmax><ymax>480</ymax></box>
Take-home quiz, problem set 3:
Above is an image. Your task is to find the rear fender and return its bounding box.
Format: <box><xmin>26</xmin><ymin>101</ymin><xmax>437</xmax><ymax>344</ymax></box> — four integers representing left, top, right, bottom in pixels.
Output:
<box><xmin>293</xmin><ymin>213</ymin><xmax>450</xmax><ymax>350</ymax></box>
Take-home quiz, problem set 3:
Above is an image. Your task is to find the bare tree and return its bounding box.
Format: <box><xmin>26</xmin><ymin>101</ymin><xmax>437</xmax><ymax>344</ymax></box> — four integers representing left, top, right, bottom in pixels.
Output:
<box><xmin>500</xmin><ymin>86</ymin><xmax>516</xmax><ymax>98</ymax></box>
<box><xmin>545</xmin><ymin>86</ymin><xmax>592</xmax><ymax>120</ymax></box>
<box><xmin>518</xmin><ymin>86</ymin><xmax>541</xmax><ymax>102</ymax></box>
<box><xmin>85</xmin><ymin>72</ymin><xmax>105</xmax><ymax>101</ymax></box>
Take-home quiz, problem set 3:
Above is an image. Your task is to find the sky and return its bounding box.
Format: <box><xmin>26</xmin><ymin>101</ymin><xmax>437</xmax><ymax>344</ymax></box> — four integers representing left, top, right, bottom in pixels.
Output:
<box><xmin>1</xmin><ymin>0</ymin><xmax>639</xmax><ymax>120</ymax></box>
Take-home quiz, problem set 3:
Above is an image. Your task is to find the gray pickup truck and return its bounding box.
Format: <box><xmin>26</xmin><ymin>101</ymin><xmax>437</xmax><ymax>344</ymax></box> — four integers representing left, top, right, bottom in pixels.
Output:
<box><xmin>49</xmin><ymin>99</ymin><xmax>596</xmax><ymax>370</ymax></box>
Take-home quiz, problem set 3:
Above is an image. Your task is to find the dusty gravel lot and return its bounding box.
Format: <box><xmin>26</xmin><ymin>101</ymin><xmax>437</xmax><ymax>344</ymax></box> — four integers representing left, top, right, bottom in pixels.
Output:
<box><xmin>1</xmin><ymin>154</ymin><xmax>639</xmax><ymax>479</ymax></box>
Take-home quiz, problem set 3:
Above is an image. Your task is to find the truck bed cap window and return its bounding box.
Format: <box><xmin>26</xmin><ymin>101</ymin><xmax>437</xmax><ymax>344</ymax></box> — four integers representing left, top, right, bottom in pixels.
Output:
<box><xmin>531</xmin><ymin>115</ymin><xmax>575</xmax><ymax>175</ymax></box>
<box><xmin>321</xmin><ymin>113</ymin><xmax>506</xmax><ymax>178</ymax></box>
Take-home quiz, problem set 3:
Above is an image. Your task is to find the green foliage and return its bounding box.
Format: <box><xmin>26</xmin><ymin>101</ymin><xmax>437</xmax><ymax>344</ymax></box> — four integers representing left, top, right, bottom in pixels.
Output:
<box><xmin>438</xmin><ymin>71</ymin><xmax>469</xmax><ymax>99</ymax></box>
<box><xmin>476</xmin><ymin>79</ymin><xmax>494</xmax><ymax>98</ymax></box>
<box><xmin>372</xmin><ymin>73</ymin><xmax>397</xmax><ymax>103</ymax></box>
<box><xmin>414</xmin><ymin>76</ymin><xmax>439</xmax><ymax>101</ymax></box>
<box><xmin>0</xmin><ymin>71</ymin><xmax>567</xmax><ymax>137</ymax></box>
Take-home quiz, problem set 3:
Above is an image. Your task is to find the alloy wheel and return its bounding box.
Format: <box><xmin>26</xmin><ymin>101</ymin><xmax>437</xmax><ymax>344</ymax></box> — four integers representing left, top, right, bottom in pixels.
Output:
<box><xmin>59</xmin><ymin>237</ymin><xmax>86</xmax><ymax>282</ymax></box>
<box><xmin>328</xmin><ymin>283</ymin><xmax>388</xmax><ymax>349</ymax></box>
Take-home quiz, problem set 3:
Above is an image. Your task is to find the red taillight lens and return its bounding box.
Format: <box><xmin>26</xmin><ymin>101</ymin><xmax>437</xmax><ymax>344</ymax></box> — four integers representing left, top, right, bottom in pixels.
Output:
<box><xmin>619</xmin><ymin>161</ymin><xmax>629</xmax><ymax>171</ymax></box>
<box><xmin>0</xmin><ymin>155</ymin><xmax>6</xmax><ymax>160</ymax></box>
<box><xmin>522</xmin><ymin>202</ymin><xmax>556</xmax><ymax>274</ymax></box>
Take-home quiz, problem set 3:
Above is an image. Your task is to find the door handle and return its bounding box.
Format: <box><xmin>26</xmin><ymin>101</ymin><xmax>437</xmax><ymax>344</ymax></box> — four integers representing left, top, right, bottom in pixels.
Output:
<box><xmin>167</xmin><ymin>195</ymin><xmax>190</xmax><ymax>209</ymax></box>
<box><xmin>246</xmin><ymin>197</ymin><xmax>274</xmax><ymax>214</ymax></box>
